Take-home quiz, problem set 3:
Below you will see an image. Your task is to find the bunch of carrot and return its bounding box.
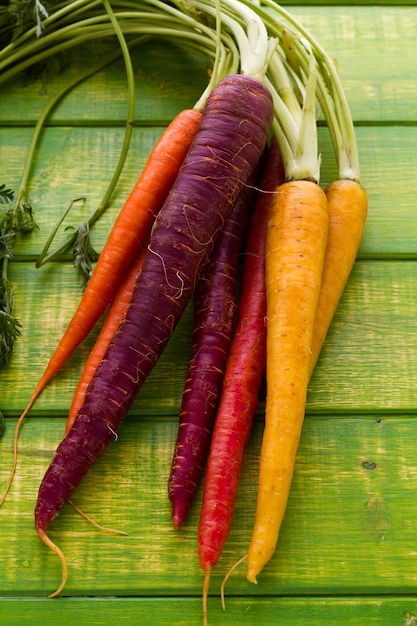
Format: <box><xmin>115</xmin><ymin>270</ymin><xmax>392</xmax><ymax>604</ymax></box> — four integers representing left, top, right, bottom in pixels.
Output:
<box><xmin>0</xmin><ymin>0</ymin><xmax>238</xmax><ymax>506</ymax></box>
<box><xmin>0</xmin><ymin>0</ymin><xmax>367</xmax><ymax>616</ymax></box>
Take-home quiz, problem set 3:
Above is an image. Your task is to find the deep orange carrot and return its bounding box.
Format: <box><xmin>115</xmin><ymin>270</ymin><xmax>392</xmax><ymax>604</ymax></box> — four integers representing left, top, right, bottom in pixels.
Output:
<box><xmin>309</xmin><ymin>178</ymin><xmax>368</xmax><ymax>376</ymax></box>
<box><xmin>246</xmin><ymin>179</ymin><xmax>329</xmax><ymax>583</ymax></box>
<box><xmin>0</xmin><ymin>107</ymin><xmax>202</xmax><ymax>507</ymax></box>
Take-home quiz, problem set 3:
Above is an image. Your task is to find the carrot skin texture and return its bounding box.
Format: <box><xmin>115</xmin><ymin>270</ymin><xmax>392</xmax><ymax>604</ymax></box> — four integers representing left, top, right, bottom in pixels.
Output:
<box><xmin>246</xmin><ymin>180</ymin><xmax>329</xmax><ymax>583</ymax></box>
<box><xmin>168</xmin><ymin>170</ymin><xmax>257</xmax><ymax>529</ymax></box>
<box><xmin>35</xmin><ymin>75</ymin><xmax>274</xmax><ymax>536</ymax></box>
<box><xmin>309</xmin><ymin>179</ymin><xmax>368</xmax><ymax>375</ymax></box>
<box><xmin>66</xmin><ymin>245</ymin><xmax>148</xmax><ymax>432</ymax></box>
<box><xmin>198</xmin><ymin>139</ymin><xmax>285</xmax><ymax>571</ymax></box>
<box><xmin>26</xmin><ymin>108</ymin><xmax>203</xmax><ymax>408</ymax></box>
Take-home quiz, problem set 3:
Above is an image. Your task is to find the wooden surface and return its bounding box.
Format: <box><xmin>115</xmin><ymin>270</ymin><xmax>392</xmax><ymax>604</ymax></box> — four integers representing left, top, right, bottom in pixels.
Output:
<box><xmin>2</xmin><ymin>3</ymin><xmax>417</xmax><ymax>625</ymax></box>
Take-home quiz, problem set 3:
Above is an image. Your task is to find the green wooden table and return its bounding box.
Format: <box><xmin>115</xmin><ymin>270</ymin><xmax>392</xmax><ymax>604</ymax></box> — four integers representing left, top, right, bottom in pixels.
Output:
<box><xmin>2</xmin><ymin>2</ymin><xmax>417</xmax><ymax>624</ymax></box>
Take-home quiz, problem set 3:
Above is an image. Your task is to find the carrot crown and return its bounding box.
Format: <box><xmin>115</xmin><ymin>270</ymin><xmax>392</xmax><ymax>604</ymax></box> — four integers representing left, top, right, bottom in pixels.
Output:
<box><xmin>234</xmin><ymin>0</ymin><xmax>361</xmax><ymax>183</ymax></box>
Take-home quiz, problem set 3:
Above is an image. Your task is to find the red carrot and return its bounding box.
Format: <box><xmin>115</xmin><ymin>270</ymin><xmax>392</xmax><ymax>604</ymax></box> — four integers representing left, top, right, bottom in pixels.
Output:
<box><xmin>34</xmin><ymin>74</ymin><xmax>274</xmax><ymax>596</ymax></box>
<box><xmin>197</xmin><ymin>139</ymin><xmax>285</xmax><ymax>617</ymax></box>
<box><xmin>0</xmin><ymin>107</ymin><xmax>202</xmax><ymax>508</ymax></box>
<box><xmin>168</xmin><ymin>167</ymin><xmax>258</xmax><ymax>529</ymax></box>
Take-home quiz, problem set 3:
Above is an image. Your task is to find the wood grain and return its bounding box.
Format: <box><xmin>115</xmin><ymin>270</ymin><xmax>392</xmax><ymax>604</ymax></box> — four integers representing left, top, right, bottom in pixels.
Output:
<box><xmin>2</xmin><ymin>417</ymin><xmax>417</xmax><ymax>597</ymax></box>
<box><xmin>1</xmin><ymin>3</ymin><xmax>417</xmax><ymax>624</ymax></box>
<box><xmin>1</xmin><ymin>597</ymin><xmax>417</xmax><ymax>626</ymax></box>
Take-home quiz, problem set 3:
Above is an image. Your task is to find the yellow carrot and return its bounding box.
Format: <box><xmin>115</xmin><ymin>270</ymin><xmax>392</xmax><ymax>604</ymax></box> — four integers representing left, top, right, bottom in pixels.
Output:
<box><xmin>246</xmin><ymin>179</ymin><xmax>329</xmax><ymax>583</ymax></box>
<box><xmin>309</xmin><ymin>179</ymin><xmax>368</xmax><ymax>375</ymax></box>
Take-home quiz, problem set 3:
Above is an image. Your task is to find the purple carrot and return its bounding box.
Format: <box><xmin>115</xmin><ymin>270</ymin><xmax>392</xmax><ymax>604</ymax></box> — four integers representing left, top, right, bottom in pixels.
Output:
<box><xmin>168</xmin><ymin>167</ymin><xmax>259</xmax><ymax>529</ymax></box>
<box><xmin>34</xmin><ymin>74</ymin><xmax>273</xmax><ymax>596</ymax></box>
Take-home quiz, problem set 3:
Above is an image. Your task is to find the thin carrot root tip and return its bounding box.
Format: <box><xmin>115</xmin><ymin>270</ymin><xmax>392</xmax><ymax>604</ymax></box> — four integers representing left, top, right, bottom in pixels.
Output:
<box><xmin>0</xmin><ymin>405</ymin><xmax>33</xmax><ymax>507</ymax></box>
<box><xmin>221</xmin><ymin>554</ymin><xmax>248</xmax><ymax>610</ymax></box>
<box><xmin>69</xmin><ymin>500</ymin><xmax>128</xmax><ymax>536</ymax></box>
<box><xmin>37</xmin><ymin>528</ymin><xmax>68</xmax><ymax>598</ymax></box>
<box><xmin>202</xmin><ymin>567</ymin><xmax>211</xmax><ymax>626</ymax></box>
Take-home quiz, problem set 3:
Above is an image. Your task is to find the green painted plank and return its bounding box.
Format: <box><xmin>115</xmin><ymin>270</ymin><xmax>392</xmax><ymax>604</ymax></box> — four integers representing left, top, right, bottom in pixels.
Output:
<box><xmin>288</xmin><ymin>6</ymin><xmax>417</xmax><ymax>122</ymax></box>
<box><xmin>1</xmin><ymin>8</ymin><xmax>416</xmax><ymax>123</ymax></box>
<box><xmin>1</xmin><ymin>416</ymin><xmax>417</xmax><ymax>596</ymax></box>
<box><xmin>2</xmin><ymin>260</ymin><xmax>417</xmax><ymax>416</ymax></box>
<box><xmin>1</xmin><ymin>596</ymin><xmax>417</xmax><ymax>626</ymax></box>
<box><xmin>307</xmin><ymin>259</ymin><xmax>417</xmax><ymax>412</ymax></box>
<box><xmin>0</xmin><ymin>2</ymin><xmax>415</xmax><ymax>622</ymax></box>
<box><xmin>355</xmin><ymin>126</ymin><xmax>417</xmax><ymax>257</ymax></box>
<box><xmin>1</xmin><ymin>125</ymin><xmax>417</xmax><ymax>258</ymax></box>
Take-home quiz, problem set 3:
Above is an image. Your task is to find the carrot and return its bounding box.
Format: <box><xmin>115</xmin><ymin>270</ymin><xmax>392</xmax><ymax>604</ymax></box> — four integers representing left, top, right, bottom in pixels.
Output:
<box><xmin>0</xmin><ymin>107</ymin><xmax>202</xmax><ymax>508</ymax></box>
<box><xmin>168</xmin><ymin>164</ymin><xmax>257</xmax><ymax>529</ymax></box>
<box><xmin>66</xmin><ymin>244</ymin><xmax>148</xmax><ymax>433</ymax></box>
<box><xmin>234</xmin><ymin>48</ymin><xmax>332</xmax><ymax>584</ymax></box>
<box><xmin>234</xmin><ymin>13</ymin><xmax>367</xmax><ymax>583</ymax></box>
<box><xmin>34</xmin><ymin>73</ymin><xmax>274</xmax><ymax>596</ymax></box>
<box><xmin>251</xmin><ymin>0</ymin><xmax>369</xmax><ymax>377</ymax></box>
<box><xmin>309</xmin><ymin>180</ymin><xmax>368</xmax><ymax>376</ymax></box>
<box><xmin>197</xmin><ymin>138</ymin><xmax>285</xmax><ymax>620</ymax></box>
<box><xmin>246</xmin><ymin>178</ymin><xmax>329</xmax><ymax>584</ymax></box>
<box><xmin>32</xmin><ymin>107</ymin><xmax>203</xmax><ymax>407</ymax></box>
<box><xmin>267</xmin><ymin>10</ymin><xmax>369</xmax><ymax>377</ymax></box>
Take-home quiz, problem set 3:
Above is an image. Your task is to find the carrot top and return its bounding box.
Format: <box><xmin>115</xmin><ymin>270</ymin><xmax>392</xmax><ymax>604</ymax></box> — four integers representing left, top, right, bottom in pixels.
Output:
<box><xmin>236</xmin><ymin>0</ymin><xmax>361</xmax><ymax>182</ymax></box>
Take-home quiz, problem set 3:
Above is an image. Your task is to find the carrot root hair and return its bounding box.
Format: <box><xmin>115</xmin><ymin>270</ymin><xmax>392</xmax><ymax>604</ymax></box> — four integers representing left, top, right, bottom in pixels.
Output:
<box><xmin>68</xmin><ymin>500</ymin><xmax>128</xmax><ymax>536</ymax></box>
<box><xmin>203</xmin><ymin>566</ymin><xmax>211</xmax><ymax>626</ymax></box>
<box><xmin>220</xmin><ymin>553</ymin><xmax>248</xmax><ymax>612</ymax></box>
<box><xmin>0</xmin><ymin>404</ymin><xmax>32</xmax><ymax>507</ymax></box>
<box><xmin>37</xmin><ymin>528</ymin><xmax>68</xmax><ymax>598</ymax></box>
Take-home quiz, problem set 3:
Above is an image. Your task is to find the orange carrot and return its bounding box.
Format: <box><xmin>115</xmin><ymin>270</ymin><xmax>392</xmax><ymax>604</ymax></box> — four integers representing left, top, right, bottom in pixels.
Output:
<box><xmin>66</xmin><ymin>244</ymin><xmax>148</xmax><ymax>433</ymax></box>
<box><xmin>0</xmin><ymin>107</ymin><xmax>202</xmax><ymax>507</ymax></box>
<box><xmin>240</xmin><ymin>46</ymin><xmax>332</xmax><ymax>584</ymax></box>
<box><xmin>246</xmin><ymin>179</ymin><xmax>329</xmax><ymax>583</ymax></box>
<box><xmin>245</xmin><ymin>178</ymin><xmax>367</xmax><ymax>581</ymax></box>
<box><xmin>309</xmin><ymin>178</ymin><xmax>368</xmax><ymax>375</ymax></box>
<box><xmin>243</xmin><ymin>37</ymin><xmax>367</xmax><ymax>583</ymax></box>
